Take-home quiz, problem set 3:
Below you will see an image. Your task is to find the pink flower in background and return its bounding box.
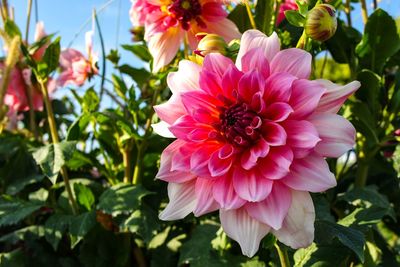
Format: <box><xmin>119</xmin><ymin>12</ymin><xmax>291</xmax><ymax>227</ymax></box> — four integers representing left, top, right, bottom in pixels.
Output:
<box><xmin>153</xmin><ymin>30</ymin><xmax>360</xmax><ymax>257</ymax></box>
<box><xmin>57</xmin><ymin>31</ymin><xmax>98</xmax><ymax>87</ymax></box>
<box><xmin>130</xmin><ymin>0</ymin><xmax>241</xmax><ymax>72</ymax></box>
<box><xmin>277</xmin><ymin>0</ymin><xmax>298</xmax><ymax>25</ymax></box>
<box><xmin>32</xmin><ymin>21</ymin><xmax>48</xmax><ymax>61</ymax></box>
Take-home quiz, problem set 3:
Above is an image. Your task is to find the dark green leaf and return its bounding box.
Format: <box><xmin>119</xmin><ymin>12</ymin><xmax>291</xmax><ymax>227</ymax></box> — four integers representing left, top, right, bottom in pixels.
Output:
<box><xmin>121</xmin><ymin>44</ymin><xmax>152</xmax><ymax>62</ymax></box>
<box><xmin>32</xmin><ymin>141</ymin><xmax>77</xmax><ymax>184</ymax></box>
<box><xmin>294</xmin><ymin>243</ymin><xmax>350</xmax><ymax>267</ymax></box>
<box><xmin>66</xmin><ymin>113</ymin><xmax>91</xmax><ymax>141</ymax></box>
<box><xmin>255</xmin><ymin>0</ymin><xmax>274</xmax><ymax>33</ymax></box>
<box><xmin>44</xmin><ymin>214</ymin><xmax>73</xmax><ymax>250</ymax></box>
<box><xmin>0</xmin><ymin>226</ymin><xmax>45</xmax><ymax>244</ymax></box>
<box><xmin>356</xmin><ymin>9</ymin><xmax>400</xmax><ymax>73</ymax></box>
<box><xmin>74</xmin><ymin>183</ymin><xmax>95</xmax><ymax>211</ymax></box>
<box><xmin>0</xmin><ymin>249</ymin><xmax>25</xmax><ymax>267</ymax></box>
<box><xmin>69</xmin><ymin>211</ymin><xmax>97</xmax><ymax>248</ymax></box>
<box><xmin>315</xmin><ymin>220</ymin><xmax>365</xmax><ymax>262</ymax></box>
<box><xmin>355</xmin><ymin>70</ymin><xmax>382</xmax><ymax>119</ymax></box>
<box><xmin>0</xmin><ymin>196</ymin><xmax>43</xmax><ymax>226</ymax></box>
<box><xmin>82</xmin><ymin>87</ymin><xmax>100</xmax><ymax>113</ymax></box>
<box><xmin>6</xmin><ymin>174</ymin><xmax>45</xmax><ymax>195</ymax></box>
<box><xmin>118</xmin><ymin>64</ymin><xmax>150</xmax><ymax>88</ymax></box>
<box><xmin>41</xmin><ymin>37</ymin><xmax>61</xmax><ymax>77</ymax></box>
<box><xmin>97</xmin><ymin>184</ymin><xmax>151</xmax><ymax>216</ymax></box>
<box><xmin>228</xmin><ymin>5</ymin><xmax>252</xmax><ymax>33</ymax></box>
<box><xmin>4</xmin><ymin>20</ymin><xmax>22</xmax><ymax>37</ymax></box>
<box><xmin>285</xmin><ymin>10</ymin><xmax>305</xmax><ymax>27</ymax></box>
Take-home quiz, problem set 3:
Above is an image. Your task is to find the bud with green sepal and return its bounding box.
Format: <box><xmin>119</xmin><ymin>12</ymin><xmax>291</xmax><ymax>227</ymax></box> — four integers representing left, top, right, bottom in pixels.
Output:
<box><xmin>305</xmin><ymin>4</ymin><xmax>337</xmax><ymax>42</ymax></box>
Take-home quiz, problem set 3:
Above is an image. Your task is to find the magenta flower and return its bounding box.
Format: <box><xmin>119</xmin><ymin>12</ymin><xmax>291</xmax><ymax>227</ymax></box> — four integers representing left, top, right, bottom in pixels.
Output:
<box><xmin>153</xmin><ymin>30</ymin><xmax>360</xmax><ymax>257</ymax></box>
<box><xmin>130</xmin><ymin>0</ymin><xmax>241</xmax><ymax>72</ymax></box>
<box><xmin>277</xmin><ymin>0</ymin><xmax>298</xmax><ymax>25</ymax></box>
<box><xmin>57</xmin><ymin>31</ymin><xmax>98</xmax><ymax>87</ymax></box>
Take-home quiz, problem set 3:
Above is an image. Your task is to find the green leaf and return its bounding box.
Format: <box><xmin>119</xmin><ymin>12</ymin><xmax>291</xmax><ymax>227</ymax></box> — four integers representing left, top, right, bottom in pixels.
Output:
<box><xmin>294</xmin><ymin>243</ymin><xmax>350</xmax><ymax>267</ymax></box>
<box><xmin>111</xmin><ymin>74</ymin><xmax>128</xmax><ymax>100</ymax></box>
<box><xmin>4</xmin><ymin>20</ymin><xmax>22</xmax><ymax>37</ymax></box>
<box><xmin>315</xmin><ymin>220</ymin><xmax>365</xmax><ymax>262</ymax></box>
<box><xmin>255</xmin><ymin>0</ymin><xmax>274</xmax><ymax>33</ymax></box>
<box><xmin>0</xmin><ymin>196</ymin><xmax>43</xmax><ymax>226</ymax></box>
<box><xmin>69</xmin><ymin>211</ymin><xmax>97</xmax><ymax>248</ymax></box>
<box><xmin>356</xmin><ymin>9</ymin><xmax>400</xmax><ymax>73</ymax></box>
<box><xmin>228</xmin><ymin>5</ymin><xmax>252</xmax><ymax>33</ymax></box>
<box><xmin>40</xmin><ymin>37</ymin><xmax>61</xmax><ymax>78</ymax></box>
<box><xmin>82</xmin><ymin>87</ymin><xmax>100</xmax><ymax>113</ymax></box>
<box><xmin>6</xmin><ymin>174</ymin><xmax>45</xmax><ymax>195</ymax></box>
<box><xmin>118</xmin><ymin>64</ymin><xmax>150</xmax><ymax>88</ymax></box>
<box><xmin>0</xmin><ymin>249</ymin><xmax>25</xmax><ymax>267</ymax></box>
<box><xmin>179</xmin><ymin>224</ymin><xmax>220</xmax><ymax>267</ymax></box>
<box><xmin>349</xmin><ymin>101</ymin><xmax>379</xmax><ymax>145</ymax></box>
<box><xmin>121</xmin><ymin>44</ymin><xmax>152</xmax><ymax>62</ymax></box>
<box><xmin>284</xmin><ymin>10</ymin><xmax>306</xmax><ymax>27</ymax></box>
<box><xmin>0</xmin><ymin>226</ymin><xmax>45</xmax><ymax>245</ymax></box>
<box><xmin>32</xmin><ymin>141</ymin><xmax>77</xmax><ymax>184</ymax></box>
<box><xmin>97</xmin><ymin>184</ymin><xmax>151</xmax><ymax>216</ymax></box>
<box><xmin>74</xmin><ymin>183</ymin><xmax>95</xmax><ymax>211</ymax></box>
<box><xmin>44</xmin><ymin>214</ymin><xmax>73</xmax><ymax>250</ymax></box>
<box><xmin>29</xmin><ymin>188</ymin><xmax>49</xmax><ymax>202</ymax></box>
<box><xmin>66</xmin><ymin>113</ymin><xmax>91</xmax><ymax>141</ymax></box>
<box><xmin>355</xmin><ymin>70</ymin><xmax>382</xmax><ymax>119</ymax></box>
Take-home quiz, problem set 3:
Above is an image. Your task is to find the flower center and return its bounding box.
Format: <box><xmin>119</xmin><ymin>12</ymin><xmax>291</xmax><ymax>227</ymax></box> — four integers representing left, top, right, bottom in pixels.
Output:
<box><xmin>168</xmin><ymin>0</ymin><xmax>204</xmax><ymax>30</ymax></box>
<box><xmin>219</xmin><ymin>103</ymin><xmax>262</xmax><ymax>147</ymax></box>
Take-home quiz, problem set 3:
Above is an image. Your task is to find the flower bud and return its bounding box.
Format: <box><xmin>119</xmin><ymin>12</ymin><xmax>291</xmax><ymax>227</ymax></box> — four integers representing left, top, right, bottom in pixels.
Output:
<box><xmin>194</xmin><ymin>33</ymin><xmax>227</xmax><ymax>57</ymax></box>
<box><xmin>305</xmin><ymin>4</ymin><xmax>337</xmax><ymax>42</ymax></box>
<box><xmin>130</xmin><ymin>26</ymin><xmax>144</xmax><ymax>42</ymax></box>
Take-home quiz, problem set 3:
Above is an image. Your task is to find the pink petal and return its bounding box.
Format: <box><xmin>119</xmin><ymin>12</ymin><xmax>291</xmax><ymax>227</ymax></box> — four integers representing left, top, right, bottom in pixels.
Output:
<box><xmin>221</xmin><ymin>64</ymin><xmax>243</xmax><ymax>100</ymax></box>
<box><xmin>159</xmin><ymin>181</ymin><xmax>197</xmax><ymax>220</ymax></box>
<box><xmin>203</xmin><ymin>53</ymin><xmax>235</xmax><ymax>80</ymax></box>
<box><xmin>289</xmin><ymin>79</ymin><xmax>326</xmax><ymax>119</ymax></box>
<box><xmin>199</xmin><ymin>69</ymin><xmax>224</xmax><ymax>96</ymax></box>
<box><xmin>241</xmin><ymin>138</ymin><xmax>270</xmax><ymax>170</ymax></box>
<box><xmin>152</xmin><ymin>121</ymin><xmax>175</xmax><ymax>138</ymax></box>
<box><xmin>154</xmin><ymin>94</ymin><xmax>185</xmax><ymax>125</ymax></box>
<box><xmin>220</xmin><ymin>208</ymin><xmax>270</xmax><ymax>257</ymax></box>
<box><xmin>270</xmin><ymin>48</ymin><xmax>312</xmax><ymax>79</ymax></box>
<box><xmin>272</xmin><ymin>190</ymin><xmax>315</xmax><ymax>249</ymax></box>
<box><xmin>201</xmin><ymin>2</ymin><xmax>227</xmax><ymax>22</ymax></box>
<box><xmin>213</xmin><ymin>175</ymin><xmax>246</xmax><ymax>209</ymax></box>
<box><xmin>148</xmin><ymin>28</ymin><xmax>184</xmax><ymax>73</ymax></box>
<box><xmin>315</xmin><ymin>80</ymin><xmax>361</xmax><ymax>114</ymax></box>
<box><xmin>283</xmin><ymin>120</ymin><xmax>321</xmax><ymax>158</ymax></box>
<box><xmin>238</xmin><ymin>70</ymin><xmax>266</xmax><ymax>104</ymax></box>
<box><xmin>169</xmin><ymin>115</ymin><xmax>212</xmax><ymax>142</ymax></box>
<box><xmin>59</xmin><ymin>49</ymin><xmax>84</xmax><ymax>69</ymax></box>
<box><xmin>246</xmin><ymin>182</ymin><xmax>292</xmax><ymax>230</ymax></box>
<box><xmin>209</xmin><ymin>146</ymin><xmax>234</xmax><ymax>177</ymax></box>
<box><xmin>264</xmin><ymin>102</ymin><xmax>294</xmax><ymax>122</ymax></box>
<box><xmin>194</xmin><ymin>178</ymin><xmax>220</xmax><ymax>216</ymax></box>
<box><xmin>241</xmin><ymin>48</ymin><xmax>270</xmax><ymax>78</ymax></box>
<box><xmin>233</xmin><ymin>168</ymin><xmax>273</xmax><ymax>202</ymax></box>
<box><xmin>282</xmin><ymin>153</ymin><xmax>336</xmax><ymax>192</ymax></box>
<box><xmin>206</xmin><ymin>18</ymin><xmax>241</xmax><ymax>44</ymax></box>
<box><xmin>262</xmin><ymin>121</ymin><xmax>287</xmax><ymax>146</ymax></box>
<box><xmin>258</xmin><ymin>146</ymin><xmax>294</xmax><ymax>180</ymax></box>
<box><xmin>236</xmin><ymin>30</ymin><xmax>280</xmax><ymax>70</ymax></box>
<box><xmin>167</xmin><ymin>60</ymin><xmax>201</xmax><ymax>94</ymax></box>
<box><xmin>181</xmin><ymin>91</ymin><xmax>220</xmax><ymax>118</ymax></box>
<box><xmin>156</xmin><ymin>140</ymin><xmax>196</xmax><ymax>183</ymax></box>
<box><xmin>309</xmin><ymin>113</ymin><xmax>356</xmax><ymax>157</ymax></box>
<box><xmin>264</xmin><ymin>72</ymin><xmax>297</xmax><ymax>104</ymax></box>
<box><xmin>190</xmin><ymin>144</ymin><xmax>220</xmax><ymax>177</ymax></box>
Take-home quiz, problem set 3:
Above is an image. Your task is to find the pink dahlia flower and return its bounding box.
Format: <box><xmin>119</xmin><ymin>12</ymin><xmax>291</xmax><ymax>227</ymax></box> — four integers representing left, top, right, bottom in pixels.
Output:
<box><xmin>130</xmin><ymin>0</ymin><xmax>241</xmax><ymax>72</ymax></box>
<box><xmin>277</xmin><ymin>0</ymin><xmax>298</xmax><ymax>25</ymax></box>
<box><xmin>153</xmin><ymin>30</ymin><xmax>360</xmax><ymax>257</ymax></box>
<box><xmin>57</xmin><ymin>31</ymin><xmax>98</xmax><ymax>87</ymax></box>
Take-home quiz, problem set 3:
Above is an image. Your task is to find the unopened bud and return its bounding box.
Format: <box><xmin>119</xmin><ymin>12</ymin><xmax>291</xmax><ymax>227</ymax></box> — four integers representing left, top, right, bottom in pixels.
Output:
<box><xmin>194</xmin><ymin>33</ymin><xmax>227</xmax><ymax>57</ymax></box>
<box><xmin>130</xmin><ymin>26</ymin><xmax>144</xmax><ymax>42</ymax></box>
<box><xmin>305</xmin><ymin>4</ymin><xmax>337</xmax><ymax>42</ymax></box>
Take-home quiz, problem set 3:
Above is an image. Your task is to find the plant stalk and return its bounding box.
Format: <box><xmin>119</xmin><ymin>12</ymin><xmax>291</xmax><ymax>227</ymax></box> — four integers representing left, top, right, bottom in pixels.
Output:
<box><xmin>39</xmin><ymin>79</ymin><xmax>79</xmax><ymax>215</ymax></box>
<box><xmin>122</xmin><ymin>147</ymin><xmax>132</xmax><ymax>184</ymax></box>
<box><xmin>245</xmin><ymin>1</ymin><xmax>257</xmax><ymax>30</ymax></box>
<box><xmin>360</xmin><ymin>0</ymin><xmax>368</xmax><ymax>25</ymax></box>
<box><xmin>25</xmin><ymin>0</ymin><xmax>33</xmax><ymax>43</ymax></box>
<box><xmin>275</xmin><ymin>243</ymin><xmax>291</xmax><ymax>267</ymax></box>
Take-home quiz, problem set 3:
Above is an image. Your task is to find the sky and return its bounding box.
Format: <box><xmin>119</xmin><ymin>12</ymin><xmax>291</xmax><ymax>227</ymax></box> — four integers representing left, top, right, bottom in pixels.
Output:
<box><xmin>2</xmin><ymin>0</ymin><xmax>400</xmax><ymax>102</ymax></box>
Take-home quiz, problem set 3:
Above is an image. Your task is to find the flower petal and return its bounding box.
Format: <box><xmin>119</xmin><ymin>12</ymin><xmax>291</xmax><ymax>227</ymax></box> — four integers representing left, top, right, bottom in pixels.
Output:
<box><xmin>270</xmin><ymin>48</ymin><xmax>312</xmax><ymax>79</ymax></box>
<box><xmin>154</xmin><ymin>94</ymin><xmax>185</xmax><ymax>125</ymax></box>
<box><xmin>220</xmin><ymin>208</ymin><xmax>270</xmax><ymax>257</ymax></box>
<box><xmin>213</xmin><ymin>175</ymin><xmax>246</xmax><ymax>209</ymax></box>
<box><xmin>241</xmin><ymin>47</ymin><xmax>270</xmax><ymax>78</ymax></box>
<box><xmin>236</xmin><ymin>30</ymin><xmax>280</xmax><ymax>70</ymax></box>
<box><xmin>206</xmin><ymin>18</ymin><xmax>241</xmax><ymax>44</ymax></box>
<box><xmin>272</xmin><ymin>190</ymin><xmax>315</xmax><ymax>249</ymax></box>
<box><xmin>241</xmin><ymin>138</ymin><xmax>270</xmax><ymax>170</ymax></box>
<box><xmin>289</xmin><ymin>79</ymin><xmax>326</xmax><ymax>119</ymax></box>
<box><xmin>258</xmin><ymin>146</ymin><xmax>294</xmax><ymax>180</ymax></box>
<box><xmin>233</xmin><ymin>168</ymin><xmax>273</xmax><ymax>202</ymax></box>
<box><xmin>159</xmin><ymin>181</ymin><xmax>197</xmax><ymax>220</ymax></box>
<box><xmin>167</xmin><ymin>60</ymin><xmax>201</xmax><ymax>94</ymax></box>
<box><xmin>262</xmin><ymin>121</ymin><xmax>287</xmax><ymax>146</ymax></box>
<box><xmin>309</xmin><ymin>113</ymin><xmax>356</xmax><ymax>157</ymax></box>
<box><xmin>238</xmin><ymin>70</ymin><xmax>266</xmax><ymax>106</ymax></box>
<box><xmin>194</xmin><ymin>178</ymin><xmax>220</xmax><ymax>216</ymax></box>
<box><xmin>315</xmin><ymin>80</ymin><xmax>360</xmax><ymax>114</ymax></box>
<box><xmin>152</xmin><ymin>121</ymin><xmax>175</xmax><ymax>138</ymax></box>
<box><xmin>209</xmin><ymin>146</ymin><xmax>234</xmax><ymax>177</ymax></box>
<box><xmin>282</xmin><ymin>153</ymin><xmax>337</xmax><ymax>192</ymax></box>
<box><xmin>283</xmin><ymin>120</ymin><xmax>321</xmax><ymax>158</ymax></box>
<box><xmin>264</xmin><ymin>72</ymin><xmax>297</xmax><ymax>104</ymax></box>
<box><xmin>264</xmin><ymin>102</ymin><xmax>294</xmax><ymax>122</ymax></box>
<box><xmin>246</xmin><ymin>182</ymin><xmax>292</xmax><ymax>230</ymax></box>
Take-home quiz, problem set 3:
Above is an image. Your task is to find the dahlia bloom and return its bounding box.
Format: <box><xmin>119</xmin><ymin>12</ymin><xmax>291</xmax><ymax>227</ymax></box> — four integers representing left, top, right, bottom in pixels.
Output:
<box><xmin>130</xmin><ymin>0</ymin><xmax>241</xmax><ymax>72</ymax></box>
<box><xmin>153</xmin><ymin>30</ymin><xmax>360</xmax><ymax>257</ymax></box>
<box><xmin>57</xmin><ymin>31</ymin><xmax>98</xmax><ymax>87</ymax></box>
<box><xmin>277</xmin><ymin>0</ymin><xmax>298</xmax><ymax>25</ymax></box>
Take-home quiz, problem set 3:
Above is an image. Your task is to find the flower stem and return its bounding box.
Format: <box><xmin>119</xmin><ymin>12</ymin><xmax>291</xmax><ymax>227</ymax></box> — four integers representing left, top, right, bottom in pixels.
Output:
<box><xmin>25</xmin><ymin>0</ymin><xmax>33</xmax><ymax>43</ymax></box>
<box><xmin>25</xmin><ymin>84</ymin><xmax>38</xmax><ymax>139</ymax></box>
<box><xmin>344</xmin><ymin>0</ymin><xmax>352</xmax><ymax>27</ymax></box>
<box><xmin>275</xmin><ymin>243</ymin><xmax>291</xmax><ymax>267</ymax></box>
<box><xmin>296</xmin><ymin>31</ymin><xmax>308</xmax><ymax>50</ymax></box>
<box><xmin>360</xmin><ymin>0</ymin><xmax>368</xmax><ymax>25</ymax></box>
<box><xmin>245</xmin><ymin>1</ymin><xmax>257</xmax><ymax>30</ymax></box>
<box><xmin>355</xmin><ymin>159</ymin><xmax>369</xmax><ymax>188</ymax></box>
<box><xmin>122</xmin><ymin>146</ymin><xmax>132</xmax><ymax>184</ymax></box>
<box><xmin>38</xmin><ymin>79</ymin><xmax>79</xmax><ymax>215</ymax></box>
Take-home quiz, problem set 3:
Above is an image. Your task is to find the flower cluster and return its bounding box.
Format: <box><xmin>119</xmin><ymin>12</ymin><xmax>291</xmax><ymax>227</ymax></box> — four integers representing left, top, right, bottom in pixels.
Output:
<box><xmin>129</xmin><ymin>0</ymin><xmax>241</xmax><ymax>72</ymax></box>
<box><xmin>153</xmin><ymin>30</ymin><xmax>360</xmax><ymax>256</ymax></box>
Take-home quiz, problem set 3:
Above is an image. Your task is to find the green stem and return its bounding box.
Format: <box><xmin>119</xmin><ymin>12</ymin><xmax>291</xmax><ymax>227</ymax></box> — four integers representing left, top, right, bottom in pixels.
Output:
<box><xmin>296</xmin><ymin>31</ymin><xmax>308</xmax><ymax>50</ymax></box>
<box><xmin>344</xmin><ymin>0</ymin><xmax>352</xmax><ymax>27</ymax></box>
<box><xmin>359</xmin><ymin>0</ymin><xmax>368</xmax><ymax>25</ymax></box>
<box><xmin>122</xmin><ymin>146</ymin><xmax>132</xmax><ymax>184</ymax></box>
<box><xmin>39</xmin><ymin>80</ymin><xmax>79</xmax><ymax>215</ymax></box>
<box><xmin>25</xmin><ymin>0</ymin><xmax>33</xmax><ymax>43</ymax></box>
<box><xmin>0</xmin><ymin>60</ymin><xmax>12</xmax><ymax>121</ymax></box>
<box><xmin>132</xmin><ymin>144</ymin><xmax>143</xmax><ymax>185</ymax></box>
<box><xmin>25</xmin><ymin>84</ymin><xmax>38</xmax><ymax>139</ymax></box>
<box><xmin>275</xmin><ymin>243</ymin><xmax>291</xmax><ymax>267</ymax></box>
<box><xmin>245</xmin><ymin>1</ymin><xmax>257</xmax><ymax>30</ymax></box>
<box><xmin>355</xmin><ymin>160</ymin><xmax>369</xmax><ymax>188</ymax></box>
<box><xmin>94</xmin><ymin>9</ymin><xmax>106</xmax><ymax>105</ymax></box>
